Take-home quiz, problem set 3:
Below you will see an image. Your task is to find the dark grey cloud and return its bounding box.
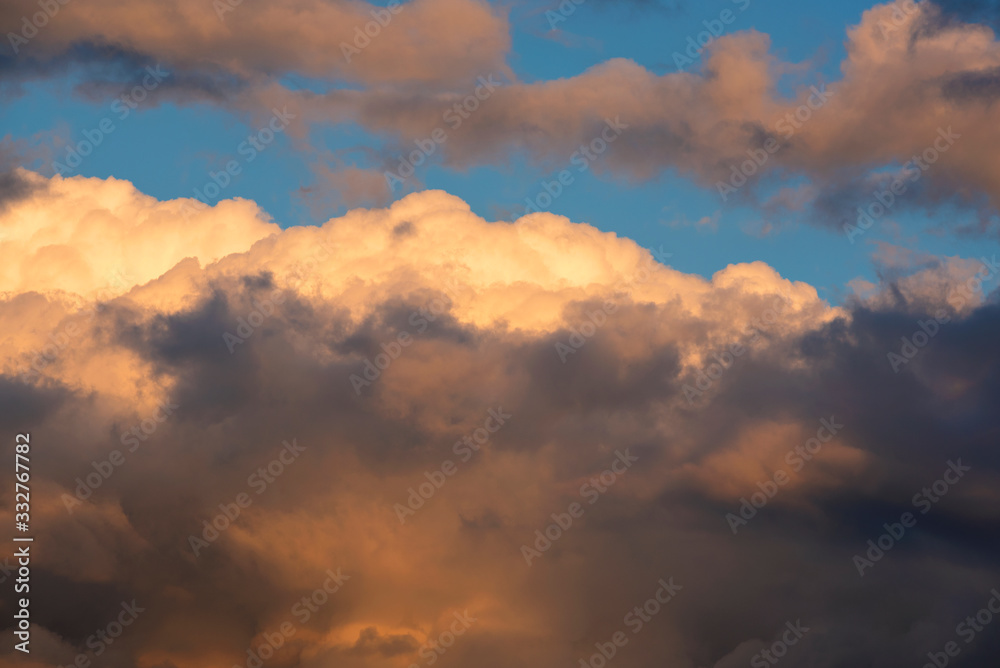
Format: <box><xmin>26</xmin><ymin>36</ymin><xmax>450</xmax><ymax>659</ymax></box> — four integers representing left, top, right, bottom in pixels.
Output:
<box><xmin>929</xmin><ymin>0</ymin><xmax>1000</xmax><ymax>30</ymax></box>
<box><xmin>941</xmin><ymin>64</ymin><xmax>1000</xmax><ymax>102</ymax></box>
<box><xmin>1</xmin><ymin>268</ymin><xmax>999</xmax><ymax>667</ymax></box>
<box><xmin>0</xmin><ymin>40</ymin><xmax>248</xmax><ymax>106</ymax></box>
<box><xmin>0</xmin><ymin>138</ymin><xmax>47</xmax><ymax>209</ymax></box>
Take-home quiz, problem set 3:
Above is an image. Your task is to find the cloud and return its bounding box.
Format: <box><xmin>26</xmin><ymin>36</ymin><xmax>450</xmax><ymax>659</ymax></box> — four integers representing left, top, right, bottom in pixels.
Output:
<box><xmin>7</xmin><ymin>1</ymin><xmax>1000</xmax><ymax>234</ymax></box>
<box><xmin>927</xmin><ymin>0</ymin><xmax>1000</xmax><ymax>31</ymax></box>
<box><xmin>298</xmin><ymin>162</ymin><xmax>394</xmax><ymax>214</ymax></box>
<box><xmin>0</xmin><ymin>169</ymin><xmax>279</xmax><ymax>299</ymax></box>
<box><xmin>2</xmin><ymin>173</ymin><xmax>1000</xmax><ymax>667</ymax></box>
<box><xmin>280</xmin><ymin>1</ymin><xmax>1000</xmax><ymax>231</ymax></box>
<box><xmin>0</xmin><ymin>137</ymin><xmax>49</xmax><ymax>210</ymax></box>
<box><xmin>1</xmin><ymin>0</ymin><xmax>512</xmax><ymax>92</ymax></box>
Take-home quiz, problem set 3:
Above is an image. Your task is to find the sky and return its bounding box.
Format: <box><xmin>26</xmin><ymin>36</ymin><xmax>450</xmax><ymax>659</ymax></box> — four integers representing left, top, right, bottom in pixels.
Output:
<box><xmin>1</xmin><ymin>1</ymin><xmax>1000</xmax><ymax>668</ymax></box>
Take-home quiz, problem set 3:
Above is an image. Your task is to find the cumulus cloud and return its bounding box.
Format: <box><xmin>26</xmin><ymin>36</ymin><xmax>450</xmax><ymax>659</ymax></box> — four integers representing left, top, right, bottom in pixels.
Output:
<box><xmin>0</xmin><ymin>169</ymin><xmax>279</xmax><ymax>299</ymax></box>
<box><xmin>1</xmin><ymin>173</ymin><xmax>999</xmax><ymax>668</ymax></box>
<box><xmin>849</xmin><ymin>242</ymin><xmax>1000</xmax><ymax>315</ymax></box>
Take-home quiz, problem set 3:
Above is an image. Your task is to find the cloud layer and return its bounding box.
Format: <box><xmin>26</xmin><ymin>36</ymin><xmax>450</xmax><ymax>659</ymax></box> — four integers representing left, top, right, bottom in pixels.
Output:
<box><xmin>1</xmin><ymin>173</ymin><xmax>999</xmax><ymax>668</ymax></box>
<box><xmin>1</xmin><ymin>0</ymin><xmax>510</xmax><ymax>89</ymax></box>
